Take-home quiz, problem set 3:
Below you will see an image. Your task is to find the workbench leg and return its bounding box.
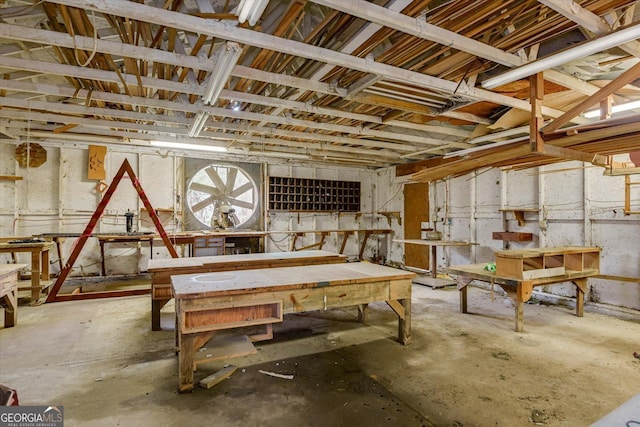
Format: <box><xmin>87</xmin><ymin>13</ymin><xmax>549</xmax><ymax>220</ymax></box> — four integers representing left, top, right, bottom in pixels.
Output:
<box><xmin>515</xmin><ymin>300</ymin><xmax>524</xmax><ymax>332</ymax></box>
<box><xmin>42</xmin><ymin>249</ymin><xmax>50</xmax><ymax>281</ymax></box>
<box><xmin>151</xmin><ymin>298</ymin><xmax>170</xmax><ymax>331</ymax></box>
<box><xmin>178</xmin><ymin>334</ymin><xmax>195</xmax><ymax>393</ymax></box>
<box><xmin>30</xmin><ymin>251</ymin><xmax>41</xmax><ymax>303</ymax></box>
<box><xmin>2</xmin><ymin>289</ymin><xmax>17</xmax><ymax>328</ymax></box>
<box><xmin>100</xmin><ymin>241</ymin><xmax>106</xmax><ymax>276</ymax></box>
<box><xmin>573</xmin><ymin>278</ymin><xmax>587</xmax><ymax>317</ymax></box>
<box><xmin>55</xmin><ymin>238</ymin><xmax>64</xmax><ymax>272</ymax></box>
<box><xmin>398</xmin><ymin>298</ymin><xmax>411</xmax><ymax>345</ymax></box>
<box><xmin>357</xmin><ymin>304</ymin><xmax>368</xmax><ymax>322</ymax></box>
<box><xmin>457</xmin><ymin>277</ymin><xmax>473</xmax><ymax>313</ymax></box>
<box><xmin>431</xmin><ymin>245</ymin><xmax>438</xmax><ymax>278</ymax></box>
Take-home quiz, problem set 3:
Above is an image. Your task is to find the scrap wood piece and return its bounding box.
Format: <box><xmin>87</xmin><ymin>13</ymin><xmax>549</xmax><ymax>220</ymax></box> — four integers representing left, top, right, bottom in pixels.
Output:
<box><xmin>198</xmin><ymin>365</ymin><xmax>238</xmax><ymax>389</ymax></box>
<box><xmin>258</xmin><ymin>370</ymin><xmax>294</xmax><ymax>380</ymax></box>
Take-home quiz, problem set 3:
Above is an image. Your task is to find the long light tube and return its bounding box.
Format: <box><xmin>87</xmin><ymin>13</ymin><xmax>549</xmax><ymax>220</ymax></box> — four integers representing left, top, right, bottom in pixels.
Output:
<box><xmin>237</xmin><ymin>0</ymin><xmax>269</xmax><ymax>26</ymax></box>
<box><xmin>201</xmin><ymin>42</ymin><xmax>242</xmax><ymax>105</ymax></box>
<box><xmin>150</xmin><ymin>140</ymin><xmax>227</xmax><ymax>153</ymax></box>
<box><xmin>188</xmin><ymin>110</ymin><xmax>208</xmax><ymax>137</ymax></box>
<box><xmin>482</xmin><ymin>23</ymin><xmax>640</xmax><ymax>89</ymax></box>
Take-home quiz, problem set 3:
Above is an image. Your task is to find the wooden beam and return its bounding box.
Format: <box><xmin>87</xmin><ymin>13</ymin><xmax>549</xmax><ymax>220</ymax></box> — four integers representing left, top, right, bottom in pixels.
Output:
<box><xmin>543</xmin><ymin>60</ymin><xmax>640</xmax><ymax>134</ymax></box>
<box><xmin>530</xmin><ymin>73</ymin><xmax>545</xmax><ymax>153</ymax></box>
<box><xmin>538</xmin><ymin>0</ymin><xmax>640</xmax><ymax>58</ymax></box>
<box><xmin>541</xmin><ymin>145</ymin><xmax>607</xmax><ymax>165</ymax></box>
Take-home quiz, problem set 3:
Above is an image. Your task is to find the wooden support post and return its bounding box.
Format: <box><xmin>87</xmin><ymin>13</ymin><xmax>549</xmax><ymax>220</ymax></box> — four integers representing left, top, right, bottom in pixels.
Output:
<box><xmin>359</xmin><ymin>230</ymin><xmax>372</xmax><ymax>260</ymax></box>
<box><xmin>456</xmin><ymin>276</ymin><xmax>474</xmax><ymax>313</ymax></box>
<box><xmin>357</xmin><ymin>303</ymin><xmax>368</xmax><ymax>322</ymax></box>
<box><xmin>529</xmin><ymin>73</ymin><xmax>545</xmax><ymax>153</ymax></box>
<box><xmin>573</xmin><ymin>278</ymin><xmax>588</xmax><ymax>317</ymax></box>
<box><xmin>339</xmin><ymin>231</ymin><xmax>353</xmax><ymax>254</ymax></box>
<box><xmin>179</xmin><ymin>334</ymin><xmax>195</xmax><ymax>393</ymax></box>
<box><xmin>30</xmin><ymin>250</ymin><xmax>41</xmax><ymax>303</ymax></box>
<box><xmin>398</xmin><ymin>297</ymin><xmax>411</xmax><ymax>345</ymax></box>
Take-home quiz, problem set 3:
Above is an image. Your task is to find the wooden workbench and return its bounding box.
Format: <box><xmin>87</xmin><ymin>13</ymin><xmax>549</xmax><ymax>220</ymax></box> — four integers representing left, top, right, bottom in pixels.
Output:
<box><xmin>394</xmin><ymin>239</ymin><xmax>478</xmax><ymax>278</ymax></box>
<box><xmin>157</xmin><ymin>231</ymin><xmax>267</xmax><ymax>257</ymax></box>
<box><xmin>171</xmin><ymin>262</ymin><xmax>415</xmax><ymax>392</ymax></box>
<box><xmin>0</xmin><ymin>241</ymin><xmax>54</xmax><ymax>303</ymax></box>
<box><xmin>270</xmin><ymin>229</ymin><xmax>391</xmax><ymax>259</ymax></box>
<box><xmin>446</xmin><ymin>247</ymin><xmax>600</xmax><ymax>332</ymax></box>
<box><xmin>0</xmin><ymin>264</ymin><xmax>26</xmax><ymax>328</ymax></box>
<box><xmin>97</xmin><ymin>234</ymin><xmax>155</xmax><ymax>276</ymax></box>
<box><xmin>148</xmin><ymin>250</ymin><xmax>347</xmax><ymax>331</ymax></box>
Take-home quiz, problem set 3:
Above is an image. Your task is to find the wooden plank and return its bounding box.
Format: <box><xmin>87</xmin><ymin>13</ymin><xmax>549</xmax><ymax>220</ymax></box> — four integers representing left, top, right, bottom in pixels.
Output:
<box><xmin>521</xmin><ymin>266</ymin><xmax>565</xmax><ymax>280</ymax></box>
<box><xmin>192</xmin><ymin>335</ymin><xmax>256</xmax><ymax>367</ymax></box>
<box><xmin>492</xmin><ymin>232</ymin><xmax>533</xmax><ymax>241</ymax></box>
<box><xmin>543</xmin><ymin>60</ymin><xmax>640</xmax><ymax>134</ymax></box>
<box><xmin>182</xmin><ymin>299</ymin><xmax>283</xmax><ymax>335</ymax></box>
<box><xmin>198</xmin><ymin>365</ymin><xmax>238</xmax><ymax>389</ymax></box>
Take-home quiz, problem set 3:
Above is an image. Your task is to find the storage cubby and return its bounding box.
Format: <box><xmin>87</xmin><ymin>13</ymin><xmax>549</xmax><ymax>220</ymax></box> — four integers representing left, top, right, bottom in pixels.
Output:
<box><xmin>268</xmin><ymin>176</ymin><xmax>360</xmax><ymax>212</ymax></box>
<box><xmin>495</xmin><ymin>247</ymin><xmax>601</xmax><ymax>280</ymax></box>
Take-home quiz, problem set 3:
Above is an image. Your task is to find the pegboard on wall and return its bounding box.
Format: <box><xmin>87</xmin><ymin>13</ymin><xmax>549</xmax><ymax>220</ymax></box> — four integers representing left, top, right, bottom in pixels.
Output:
<box><xmin>183</xmin><ymin>159</ymin><xmax>263</xmax><ymax>231</ymax></box>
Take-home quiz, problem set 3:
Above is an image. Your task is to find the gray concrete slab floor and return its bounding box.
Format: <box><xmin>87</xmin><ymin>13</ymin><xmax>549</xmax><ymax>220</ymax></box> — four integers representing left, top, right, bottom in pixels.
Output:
<box><xmin>1</xmin><ymin>283</ymin><xmax>639</xmax><ymax>426</ymax></box>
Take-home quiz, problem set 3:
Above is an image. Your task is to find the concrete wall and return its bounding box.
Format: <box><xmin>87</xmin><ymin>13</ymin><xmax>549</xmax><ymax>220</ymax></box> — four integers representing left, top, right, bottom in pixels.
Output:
<box><xmin>2</xmin><ymin>140</ymin><xmax>637</xmax><ymax>311</ymax></box>
<box><xmin>425</xmin><ymin>160</ymin><xmax>640</xmax><ymax>311</ymax></box>
<box><xmin>264</xmin><ymin>164</ymin><xmax>397</xmax><ymax>261</ymax></box>
<box><xmin>0</xmin><ymin>142</ymin><xmax>394</xmax><ymax>278</ymax></box>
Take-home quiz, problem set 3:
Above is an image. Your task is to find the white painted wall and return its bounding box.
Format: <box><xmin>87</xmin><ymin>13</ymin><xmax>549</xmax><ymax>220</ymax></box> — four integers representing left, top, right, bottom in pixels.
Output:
<box><xmin>423</xmin><ymin>160</ymin><xmax>639</xmax><ymax>311</ymax></box>
<box><xmin>0</xmin><ymin>142</ymin><xmax>395</xmax><ymax>278</ymax></box>
<box><xmin>264</xmin><ymin>164</ymin><xmax>397</xmax><ymax>261</ymax></box>
<box><xmin>3</xmin><ymin>140</ymin><xmax>636</xmax><ymax>311</ymax></box>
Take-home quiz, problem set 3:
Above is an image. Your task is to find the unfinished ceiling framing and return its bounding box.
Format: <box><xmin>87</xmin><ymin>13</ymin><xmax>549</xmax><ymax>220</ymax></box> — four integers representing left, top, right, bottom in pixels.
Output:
<box><xmin>1</xmin><ymin>0</ymin><xmax>640</xmax><ymax>174</ymax></box>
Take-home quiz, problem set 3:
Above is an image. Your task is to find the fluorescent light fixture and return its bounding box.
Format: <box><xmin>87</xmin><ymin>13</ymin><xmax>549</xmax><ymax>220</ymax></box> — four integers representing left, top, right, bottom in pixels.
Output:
<box><xmin>202</xmin><ymin>42</ymin><xmax>242</xmax><ymax>105</ymax></box>
<box><xmin>583</xmin><ymin>99</ymin><xmax>640</xmax><ymax>118</ymax></box>
<box><xmin>188</xmin><ymin>110</ymin><xmax>208</xmax><ymax>137</ymax></box>
<box><xmin>237</xmin><ymin>0</ymin><xmax>269</xmax><ymax>26</ymax></box>
<box><xmin>150</xmin><ymin>140</ymin><xmax>227</xmax><ymax>152</ymax></box>
<box><xmin>482</xmin><ymin>23</ymin><xmax>640</xmax><ymax>89</ymax></box>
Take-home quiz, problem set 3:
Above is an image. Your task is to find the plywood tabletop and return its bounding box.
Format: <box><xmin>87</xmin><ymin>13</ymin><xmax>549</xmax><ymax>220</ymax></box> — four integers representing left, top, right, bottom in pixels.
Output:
<box><xmin>172</xmin><ymin>262</ymin><xmax>415</xmax><ymax>299</ymax></box>
<box><xmin>446</xmin><ymin>263</ymin><xmax>599</xmax><ymax>285</ymax></box>
<box><xmin>394</xmin><ymin>239</ymin><xmax>477</xmax><ymax>247</ymax></box>
<box><xmin>148</xmin><ymin>250</ymin><xmax>345</xmax><ymax>271</ymax></box>
<box><xmin>0</xmin><ymin>264</ymin><xmax>27</xmax><ymax>277</ymax></box>
<box><xmin>0</xmin><ymin>241</ymin><xmax>55</xmax><ymax>250</ymax></box>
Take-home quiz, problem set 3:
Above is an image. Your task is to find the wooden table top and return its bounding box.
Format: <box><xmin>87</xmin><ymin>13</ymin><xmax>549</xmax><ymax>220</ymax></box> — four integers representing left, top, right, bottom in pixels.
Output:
<box><xmin>446</xmin><ymin>263</ymin><xmax>599</xmax><ymax>286</ymax></box>
<box><xmin>148</xmin><ymin>250</ymin><xmax>345</xmax><ymax>271</ymax></box>
<box><xmin>0</xmin><ymin>241</ymin><xmax>55</xmax><ymax>250</ymax></box>
<box><xmin>172</xmin><ymin>262</ymin><xmax>415</xmax><ymax>299</ymax></box>
<box><xmin>0</xmin><ymin>263</ymin><xmax>27</xmax><ymax>278</ymax></box>
<box><xmin>394</xmin><ymin>239</ymin><xmax>477</xmax><ymax>247</ymax></box>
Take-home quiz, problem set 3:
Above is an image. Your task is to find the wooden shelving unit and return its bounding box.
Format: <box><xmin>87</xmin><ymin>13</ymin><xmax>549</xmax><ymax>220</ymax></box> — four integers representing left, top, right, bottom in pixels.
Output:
<box><xmin>495</xmin><ymin>247</ymin><xmax>600</xmax><ymax>280</ymax></box>
<box><xmin>268</xmin><ymin>176</ymin><xmax>360</xmax><ymax>212</ymax></box>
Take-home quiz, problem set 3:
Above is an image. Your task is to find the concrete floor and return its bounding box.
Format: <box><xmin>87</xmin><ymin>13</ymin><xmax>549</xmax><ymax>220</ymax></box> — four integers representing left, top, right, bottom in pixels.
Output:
<box><xmin>1</xmin><ymin>279</ymin><xmax>639</xmax><ymax>426</ymax></box>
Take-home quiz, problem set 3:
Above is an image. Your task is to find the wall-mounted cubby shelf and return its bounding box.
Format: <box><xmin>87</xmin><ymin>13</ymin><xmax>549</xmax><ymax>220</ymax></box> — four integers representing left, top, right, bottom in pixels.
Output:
<box><xmin>268</xmin><ymin>176</ymin><xmax>360</xmax><ymax>212</ymax></box>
